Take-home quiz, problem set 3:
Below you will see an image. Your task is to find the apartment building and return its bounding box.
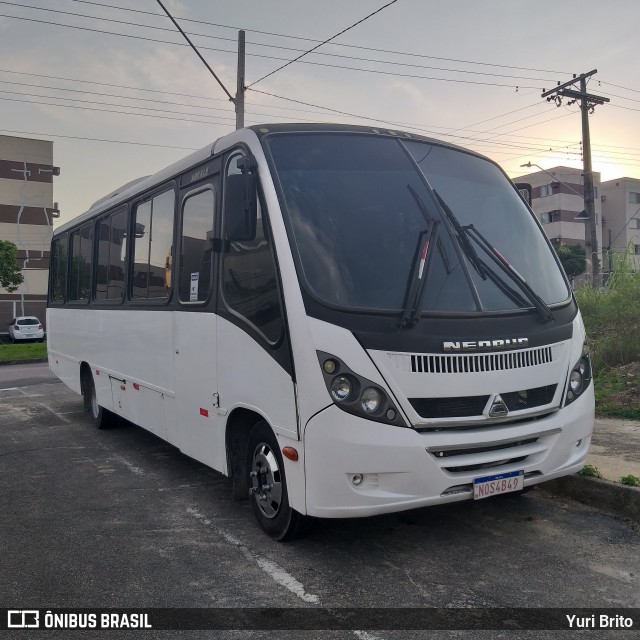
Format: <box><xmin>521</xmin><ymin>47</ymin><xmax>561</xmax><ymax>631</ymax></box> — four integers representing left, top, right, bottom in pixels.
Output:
<box><xmin>601</xmin><ymin>177</ymin><xmax>640</xmax><ymax>271</ymax></box>
<box><xmin>0</xmin><ymin>135</ymin><xmax>59</xmax><ymax>330</ymax></box>
<box><xmin>514</xmin><ymin>165</ymin><xmax>602</xmax><ymax>269</ymax></box>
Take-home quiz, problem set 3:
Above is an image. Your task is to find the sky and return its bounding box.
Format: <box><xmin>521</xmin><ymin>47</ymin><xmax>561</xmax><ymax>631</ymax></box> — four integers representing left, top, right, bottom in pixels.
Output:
<box><xmin>1</xmin><ymin>0</ymin><xmax>639</xmax><ymax>227</ymax></box>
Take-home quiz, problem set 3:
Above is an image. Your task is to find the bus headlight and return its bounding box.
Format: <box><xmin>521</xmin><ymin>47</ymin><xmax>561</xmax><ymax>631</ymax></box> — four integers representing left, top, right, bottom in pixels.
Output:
<box><xmin>361</xmin><ymin>387</ymin><xmax>382</xmax><ymax>414</ymax></box>
<box><xmin>330</xmin><ymin>375</ymin><xmax>353</xmax><ymax>402</ymax></box>
<box><xmin>564</xmin><ymin>343</ymin><xmax>592</xmax><ymax>406</ymax></box>
<box><xmin>317</xmin><ymin>351</ymin><xmax>407</xmax><ymax>427</ymax></box>
<box><xmin>569</xmin><ymin>370</ymin><xmax>583</xmax><ymax>395</ymax></box>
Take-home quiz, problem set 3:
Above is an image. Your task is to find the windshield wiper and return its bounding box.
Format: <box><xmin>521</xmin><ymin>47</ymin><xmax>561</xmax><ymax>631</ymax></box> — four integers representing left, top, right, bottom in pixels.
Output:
<box><xmin>400</xmin><ymin>186</ymin><xmax>441</xmax><ymax>328</ymax></box>
<box><xmin>433</xmin><ymin>190</ymin><xmax>553</xmax><ymax>324</ymax></box>
<box><xmin>465</xmin><ymin>224</ymin><xmax>554</xmax><ymax>322</ymax></box>
<box><xmin>433</xmin><ymin>190</ymin><xmax>487</xmax><ymax>281</ymax></box>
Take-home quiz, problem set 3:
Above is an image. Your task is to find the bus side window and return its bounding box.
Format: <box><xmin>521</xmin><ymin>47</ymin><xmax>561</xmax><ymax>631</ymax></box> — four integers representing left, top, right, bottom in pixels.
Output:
<box><xmin>132</xmin><ymin>189</ymin><xmax>175</xmax><ymax>300</ymax></box>
<box><xmin>179</xmin><ymin>188</ymin><xmax>215</xmax><ymax>303</ymax></box>
<box><xmin>50</xmin><ymin>234</ymin><xmax>68</xmax><ymax>303</ymax></box>
<box><xmin>95</xmin><ymin>208</ymin><xmax>127</xmax><ymax>302</ymax></box>
<box><xmin>68</xmin><ymin>223</ymin><xmax>92</xmax><ymax>302</ymax></box>
<box><xmin>222</xmin><ymin>154</ymin><xmax>283</xmax><ymax>344</ymax></box>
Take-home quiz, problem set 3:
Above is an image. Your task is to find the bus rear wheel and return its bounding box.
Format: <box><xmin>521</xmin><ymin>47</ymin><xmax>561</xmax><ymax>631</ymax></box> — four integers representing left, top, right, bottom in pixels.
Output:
<box><xmin>82</xmin><ymin>371</ymin><xmax>112</xmax><ymax>429</ymax></box>
<box><xmin>246</xmin><ymin>421</ymin><xmax>307</xmax><ymax>541</ymax></box>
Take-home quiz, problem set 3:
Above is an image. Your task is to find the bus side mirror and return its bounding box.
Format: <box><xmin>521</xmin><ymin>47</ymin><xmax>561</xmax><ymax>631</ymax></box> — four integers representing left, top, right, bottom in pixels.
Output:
<box><xmin>225</xmin><ymin>172</ymin><xmax>257</xmax><ymax>241</ymax></box>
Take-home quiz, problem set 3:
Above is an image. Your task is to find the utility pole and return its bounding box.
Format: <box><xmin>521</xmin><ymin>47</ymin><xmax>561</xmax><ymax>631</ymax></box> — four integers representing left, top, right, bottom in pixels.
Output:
<box><xmin>541</xmin><ymin>70</ymin><xmax>609</xmax><ymax>288</ymax></box>
<box><xmin>235</xmin><ymin>30</ymin><xmax>245</xmax><ymax>130</ymax></box>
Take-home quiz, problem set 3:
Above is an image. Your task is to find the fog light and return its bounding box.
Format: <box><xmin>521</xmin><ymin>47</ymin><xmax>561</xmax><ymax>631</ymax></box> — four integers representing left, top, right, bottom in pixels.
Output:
<box><xmin>323</xmin><ymin>359</ymin><xmax>337</xmax><ymax>374</ymax></box>
<box><xmin>386</xmin><ymin>409</ymin><xmax>396</xmax><ymax>421</ymax></box>
<box><xmin>351</xmin><ymin>474</ymin><xmax>364</xmax><ymax>486</ymax></box>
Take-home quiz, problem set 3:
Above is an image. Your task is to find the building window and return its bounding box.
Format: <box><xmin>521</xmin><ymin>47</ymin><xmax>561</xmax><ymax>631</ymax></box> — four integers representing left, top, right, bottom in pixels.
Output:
<box><xmin>630</xmin><ymin>218</ymin><xmax>640</xmax><ymax>230</ymax></box>
<box><xmin>635</xmin><ymin>245</ymin><xmax>640</xmax><ymax>255</ymax></box>
<box><xmin>593</xmin><ymin>187</ymin><xmax>598</xmax><ymax>199</ymax></box>
<box><xmin>541</xmin><ymin>211</ymin><xmax>558</xmax><ymax>224</ymax></box>
<box><xmin>539</xmin><ymin>184</ymin><xmax>553</xmax><ymax>197</ymax></box>
<box><xmin>132</xmin><ymin>189</ymin><xmax>175</xmax><ymax>299</ymax></box>
<box><xmin>630</xmin><ymin>192</ymin><xmax>640</xmax><ymax>204</ymax></box>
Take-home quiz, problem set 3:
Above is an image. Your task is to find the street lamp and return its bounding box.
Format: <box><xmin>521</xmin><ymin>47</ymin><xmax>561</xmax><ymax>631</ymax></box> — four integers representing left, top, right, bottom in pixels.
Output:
<box><xmin>519</xmin><ymin>162</ymin><xmax>584</xmax><ymax>197</ymax></box>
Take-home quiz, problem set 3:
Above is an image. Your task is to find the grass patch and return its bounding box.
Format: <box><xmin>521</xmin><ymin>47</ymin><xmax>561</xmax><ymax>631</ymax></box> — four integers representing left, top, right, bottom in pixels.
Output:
<box><xmin>620</xmin><ymin>475</ymin><xmax>640</xmax><ymax>487</ymax></box>
<box><xmin>575</xmin><ymin>264</ymin><xmax>640</xmax><ymax>419</ymax></box>
<box><xmin>0</xmin><ymin>341</ymin><xmax>47</xmax><ymax>363</ymax></box>
<box><xmin>578</xmin><ymin>464</ymin><xmax>603</xmax><ymax>479</ymax></box>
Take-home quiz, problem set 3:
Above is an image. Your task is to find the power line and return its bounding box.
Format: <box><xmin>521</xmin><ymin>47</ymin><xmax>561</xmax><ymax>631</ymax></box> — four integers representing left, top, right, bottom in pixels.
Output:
<box><xmin>247</xmin><ymin>0</ymin><xmax>398</xmax><ymax>87</ymax></box>
<box><xmin>66</xmin><ymin>0</ymin><xmax>571</xmax><ymax>76</ymax></box>
<box><xmin>0</xmin><ymin>2</ymin><xmax>567</xmax><ymax>88</ymax></box>
<box><xmin>0</xmin><ymin>12</ymin><xmax>548</xmax><ymax>90</ymax></box>
<box><xmin>0</xmin><ymin>128</ymin><xmax>199</xmax><ymax>149</ymax></box>
<box><xmin>0</xmin><ymin>2</ymin><xmax>560</xmax><ymax>83</ymax></box>
<box><xmin>4</xmin><ymin>67</ymin><xmax>639</xmax><ymax>157</ymax></box>
<box><xmin>154</xmin><ymin>0</ymin><xmax>234</xmax><ymax>103</ymax></box>
<box><xmin>0</xmin><ymin>94</ymin><xmax>236</xmax><ymax>125</ymax></box>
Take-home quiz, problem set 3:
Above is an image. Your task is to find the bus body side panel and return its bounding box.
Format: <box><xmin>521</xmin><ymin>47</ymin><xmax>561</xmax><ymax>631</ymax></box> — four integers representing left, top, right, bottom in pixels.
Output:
<box><xmin>46</xmin><ymin>307</ymin><xmax>176</xmax><ymax>434</ymax></box>
<box><xmin>216</xmin><ymin>315</ymin><xmax>305</xmax><ymax>511</ymax></box>
<box><xmin>171</xmin><ymin>310</ymin><xmax>222</xmax><ymax>471</ymax></box>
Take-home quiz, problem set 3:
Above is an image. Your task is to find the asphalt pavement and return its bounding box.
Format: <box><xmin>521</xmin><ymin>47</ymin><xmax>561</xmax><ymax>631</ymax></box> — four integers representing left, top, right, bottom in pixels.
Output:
<box><xmin>0</xmin><ymin>363</ymin><xmax>639</xmax><ymax>639</ymax></box>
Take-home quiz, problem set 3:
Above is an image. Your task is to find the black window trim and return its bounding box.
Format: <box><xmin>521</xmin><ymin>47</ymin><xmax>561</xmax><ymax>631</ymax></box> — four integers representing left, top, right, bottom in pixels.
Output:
<box><xmin>219</xmin><ymin>146</ymin><xmax>285</xmax><ymax>348</ymax></box>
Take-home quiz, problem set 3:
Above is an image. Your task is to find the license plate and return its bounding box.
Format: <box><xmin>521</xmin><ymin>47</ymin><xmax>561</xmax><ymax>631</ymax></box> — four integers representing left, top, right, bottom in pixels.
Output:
<box><xmin>473</xmin><ymin>470</ymin><xmax>524</xmax><ymax>500</ymax></box>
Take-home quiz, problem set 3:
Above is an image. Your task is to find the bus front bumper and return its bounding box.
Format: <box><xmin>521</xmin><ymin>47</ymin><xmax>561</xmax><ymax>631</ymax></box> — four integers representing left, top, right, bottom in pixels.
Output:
<box><xmin>303</xmin><ymin>387</ymin><xmax>594</xmax><ymax>518</ymax></box>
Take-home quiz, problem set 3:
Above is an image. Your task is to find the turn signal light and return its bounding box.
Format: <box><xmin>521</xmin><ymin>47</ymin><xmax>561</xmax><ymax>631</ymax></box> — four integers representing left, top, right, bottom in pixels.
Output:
<box><xmin>282</xmin><ymin>447</ymin><xmax>299</xmax><ymax>461</ymax></box>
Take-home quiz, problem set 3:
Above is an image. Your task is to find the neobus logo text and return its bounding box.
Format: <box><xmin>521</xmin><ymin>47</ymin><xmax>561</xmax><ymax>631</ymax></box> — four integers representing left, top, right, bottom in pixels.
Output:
<box><xmin>443</xmin><ymin>338</ymin><xmax>529</xmax><ymax>352</ymax></box>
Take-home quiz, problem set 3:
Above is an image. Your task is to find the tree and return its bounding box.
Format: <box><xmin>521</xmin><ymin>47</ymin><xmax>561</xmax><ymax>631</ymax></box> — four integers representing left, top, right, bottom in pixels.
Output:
<box><xmin>555</xmin><ymin>243</ymin><xmax>587</xmax><ymax>280</ymax></box>
<box><xmin>0</xmin><ymin>240</ymin><xmax>24</xmax><ymax>292</ymax></box>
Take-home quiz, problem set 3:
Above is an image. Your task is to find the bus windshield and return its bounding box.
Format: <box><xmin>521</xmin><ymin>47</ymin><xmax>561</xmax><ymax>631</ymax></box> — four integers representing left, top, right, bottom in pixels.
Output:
<box><xmin>265</xmin><ymin>133</ymin><xmax>569</xmax><ymax>315</ymax></box>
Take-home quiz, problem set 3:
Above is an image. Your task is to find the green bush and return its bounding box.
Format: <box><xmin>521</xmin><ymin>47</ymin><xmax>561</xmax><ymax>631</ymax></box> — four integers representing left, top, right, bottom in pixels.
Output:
<box><xmin>620</xmin><ymin>475</ymin><xmax>640</xmax><ymax>487</ymax></box>
<box><xmin>578</xmin><ymin>464</ymin><xmax>603</xmax><ymax>479</ymax></box>
<box><xmin>575</xmin><ymin>266</ymin><xmax>640</xmax><ymax>374</ymax></box>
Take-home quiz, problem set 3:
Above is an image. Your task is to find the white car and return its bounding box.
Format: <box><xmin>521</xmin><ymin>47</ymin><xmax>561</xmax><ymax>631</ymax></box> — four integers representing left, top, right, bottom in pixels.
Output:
<box><xmin>8</xmin><ymin>316</ymin><xmax>45</xmax><ymax>342</ymax></box>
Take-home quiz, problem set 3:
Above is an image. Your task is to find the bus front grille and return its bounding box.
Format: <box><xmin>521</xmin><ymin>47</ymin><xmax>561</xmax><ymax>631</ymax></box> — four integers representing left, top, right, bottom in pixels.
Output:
<box><xmin>386</xmin><ymin>343</ymin><xmax>564</xmax><ymax>374</ymax></box>
<box><xmin>409</xmin><ymin>384</ymin><xmax>558</xmax><ymax>419</ymax></box>
<box><xmin>428</xmin><ymin>435</ymin><xmax>554</xmax><ymax>476</ymax></box>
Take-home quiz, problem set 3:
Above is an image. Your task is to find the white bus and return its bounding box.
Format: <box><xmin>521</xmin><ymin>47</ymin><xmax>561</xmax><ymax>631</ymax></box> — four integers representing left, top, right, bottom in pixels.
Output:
<box><xmin>48</xmin><ymin>124</ymin><xmax>594</xmax><ymax>540</ymax></box>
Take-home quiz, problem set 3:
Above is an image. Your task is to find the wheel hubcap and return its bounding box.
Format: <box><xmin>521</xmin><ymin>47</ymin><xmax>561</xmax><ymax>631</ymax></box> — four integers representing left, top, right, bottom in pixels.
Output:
<box><xmin>250</xmin><ymin>443</ymin><xmax>282</xmax><ymax>519</ymax></box>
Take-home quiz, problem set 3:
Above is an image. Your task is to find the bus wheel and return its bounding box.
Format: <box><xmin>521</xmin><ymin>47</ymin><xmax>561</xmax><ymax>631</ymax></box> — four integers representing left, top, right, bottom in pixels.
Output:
<box><xmin>246</xmin><ymin>421</ymin><xmax>307</xmax><ymax>541</ymax></box>
<box><xmin>83</xmin><ymin>372</ymin><xmax>112</xmax><ymax>429</ymax></box>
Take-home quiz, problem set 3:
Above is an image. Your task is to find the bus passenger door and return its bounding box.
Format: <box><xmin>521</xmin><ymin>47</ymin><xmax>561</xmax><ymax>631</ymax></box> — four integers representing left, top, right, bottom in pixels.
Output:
<box><xmin>171</xmin><ymin>174</ymin><xmax>224</xmax><ymax>470</ymax></box>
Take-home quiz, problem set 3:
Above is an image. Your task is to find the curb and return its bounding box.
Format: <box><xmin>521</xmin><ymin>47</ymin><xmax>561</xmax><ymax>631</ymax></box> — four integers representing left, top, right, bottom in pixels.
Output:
<box><xmin>0</xmin><ymin>358</ymin><xmax>48</xmax><ymax>367</ymax></box>
<box><xmin>541</xmin><ymin>474</ymin><xmax>640</xmax><ymax>522</ymax></box>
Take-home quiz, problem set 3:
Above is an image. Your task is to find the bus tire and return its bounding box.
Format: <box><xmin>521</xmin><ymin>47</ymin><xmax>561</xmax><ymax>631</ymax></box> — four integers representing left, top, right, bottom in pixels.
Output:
<box><xmin>83</xmin><ymin>371</ymin><xmax>112</xmax><ymax>429</ymax></box>
<box><xmin>246</xmin><ymin>421</ymin><xmax>307</xmax><ymax>541</ymax></box>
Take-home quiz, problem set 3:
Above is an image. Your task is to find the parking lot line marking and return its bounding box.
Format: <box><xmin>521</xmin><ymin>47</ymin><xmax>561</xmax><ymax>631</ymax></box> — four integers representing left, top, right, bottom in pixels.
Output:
<box><xmin>186</xmin><ymin>507</ymin><xmax>320</xmax><ymax>604</ymax></box>
<box><xmin>36</xmin><ymin>402</ymin><xmax>71</xmax><ymax>423</ymax></box>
